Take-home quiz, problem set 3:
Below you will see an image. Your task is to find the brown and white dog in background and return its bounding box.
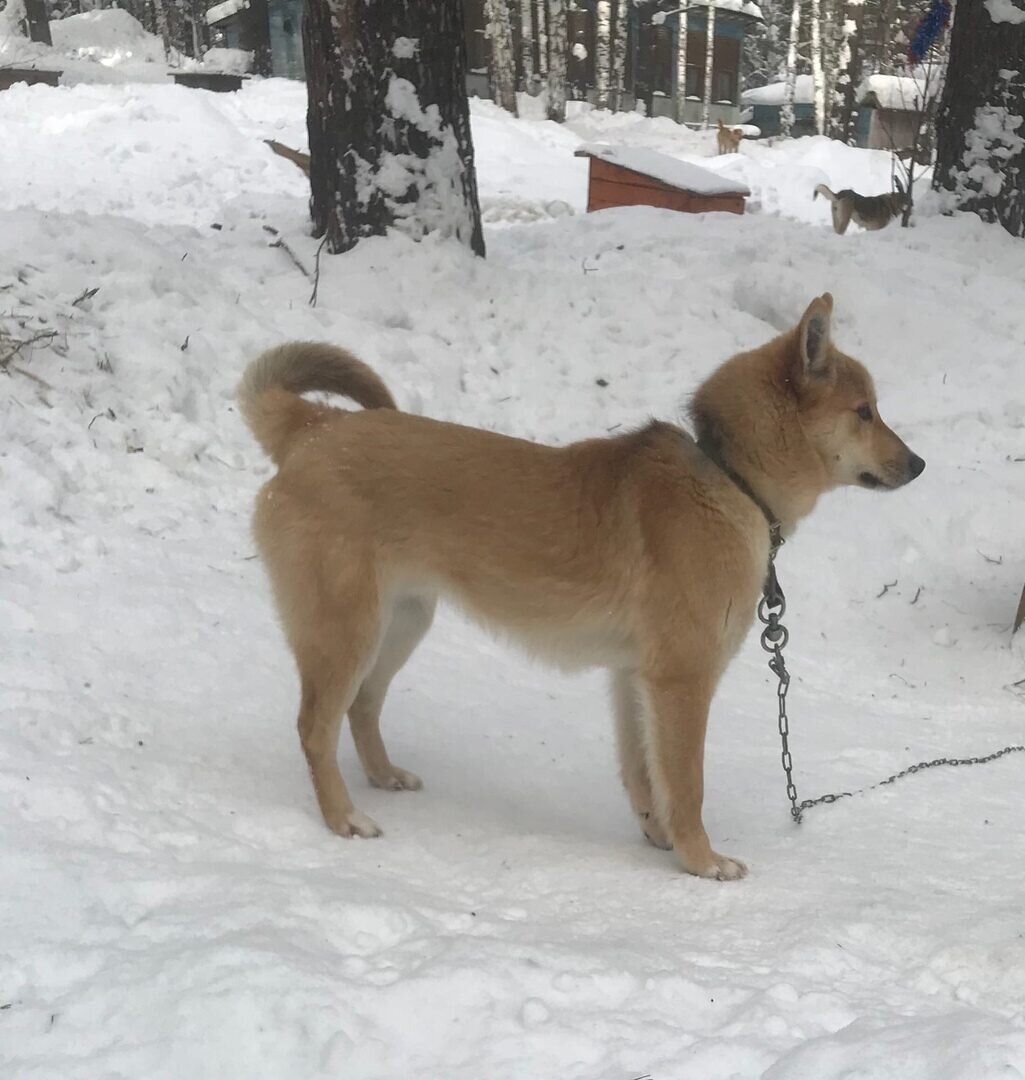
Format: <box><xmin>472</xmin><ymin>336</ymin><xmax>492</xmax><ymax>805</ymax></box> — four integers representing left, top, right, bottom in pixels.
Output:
<box><xmin>238</xmin><ymin>294</ymin><xmax>924</xmax><ymax>880</ymax></box>
<box><xmin>717</xmin><ymin>120</ymin><xmax>744</xmax><ymax>154</ymax></box>
<box><xmin>814</xmin><ymin>177</ymin><xmax>909</xmax><ymax>234</ymax></box>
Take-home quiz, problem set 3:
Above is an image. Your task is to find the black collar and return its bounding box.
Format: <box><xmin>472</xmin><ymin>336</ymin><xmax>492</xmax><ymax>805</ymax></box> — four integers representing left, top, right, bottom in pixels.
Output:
<box><xmin>697</xmin><ymin>439</ymin><xmax>784</xmax><ymax>560</ymax></box>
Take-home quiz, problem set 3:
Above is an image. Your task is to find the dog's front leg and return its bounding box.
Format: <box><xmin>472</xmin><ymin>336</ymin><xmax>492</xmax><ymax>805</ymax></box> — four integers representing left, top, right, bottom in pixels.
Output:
<box><xmin>642</xmin><ymin>671</ymin><xmax>747</xmax><ymax>880</ymax></box>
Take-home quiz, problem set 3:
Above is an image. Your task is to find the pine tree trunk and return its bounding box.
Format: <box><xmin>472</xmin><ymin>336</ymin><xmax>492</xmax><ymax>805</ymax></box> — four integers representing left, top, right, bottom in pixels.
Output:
<box><xmin>23</xmin><ymin>0</ymin><xmax>52</xmax><ymax>45</ymax></box>
<box><xmin>781</xmin><ymin>0</ymin><xmax>802</xmax><ymax>137</ymax></box>
<box><xmin>933</xmin><ymin>0</ymin><xmax>1025</xmax><ymax>237</ymax></box>
<box><xmin>595</xmin><ymin>0</ymin><xmax>612</xmax><ymax>109</ymax></box>
<box><xmin>810</xmin><ymin>0</ymin><xmax>825</xmax><ymax>133</ymax></box>
<box><xmin>610</xmin><ymin>0</ymin><xmax>629</xmax><ymax>111</ymax></box>
<box><xmin>674</xmin><ymin>1</ymin><xmax>689</xmax><ymax>124</ymax></box>
<box><xmin>485</xmin><ymin>0</ymin><xmax>518</xmax><ymax>113</ymax></box>
<box><xmin>519</xmin><ymin>0</ymin><xmax>535</xmax><ymax>88</ymax></box>
<box><xmin>303</xmin><ymin>0</ymin><xmax>485</xmax><ymax>256</ymax></box>
<box><xmin>546</xmin><ymin>0</ymin><xmax>568</xmax><ymax>120</ymax></box>
<box><xmin>702</xmin><ymin>0</ymin><xmax>716</xmax><ymax>127</ymax></box>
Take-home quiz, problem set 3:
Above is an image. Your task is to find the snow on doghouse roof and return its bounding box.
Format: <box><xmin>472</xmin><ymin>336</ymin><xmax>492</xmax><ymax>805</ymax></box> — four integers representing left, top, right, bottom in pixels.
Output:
<box><xmin>576</xmin><ymin>144</ymin><xmax>750</xmax><ymax>197</ymax></box>
<box><xmin>740</xmin><ymin>75</ymin><xmax>815</xmax><ymax>106</ymax></box>
<box><xmin>856</xmin><ymin>72</ymin><xmax>940</xmax><ymax>110</ymax></box>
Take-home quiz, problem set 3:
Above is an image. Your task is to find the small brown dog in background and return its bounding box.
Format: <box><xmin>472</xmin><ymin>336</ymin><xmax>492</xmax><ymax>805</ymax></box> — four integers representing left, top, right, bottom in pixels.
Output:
<box><xmin>717</xmin><ymin>120</ymin><xmax>744</xmax><ymax>154</ymax></box>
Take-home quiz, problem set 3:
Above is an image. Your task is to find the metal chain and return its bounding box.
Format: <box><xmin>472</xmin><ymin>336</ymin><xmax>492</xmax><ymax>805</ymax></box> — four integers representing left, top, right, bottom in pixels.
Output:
<box><xmin>758</xmin><ymin>547</ymin><xmax>1025</xmax><ymax>824</ymax></box>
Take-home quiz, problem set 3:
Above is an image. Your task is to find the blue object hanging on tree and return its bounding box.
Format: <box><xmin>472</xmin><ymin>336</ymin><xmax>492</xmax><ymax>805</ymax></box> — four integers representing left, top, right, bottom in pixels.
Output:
<box><xmin>907</xmin><ymin>0</ymin><xmax>952</xmax><ymax>65</ymax></box>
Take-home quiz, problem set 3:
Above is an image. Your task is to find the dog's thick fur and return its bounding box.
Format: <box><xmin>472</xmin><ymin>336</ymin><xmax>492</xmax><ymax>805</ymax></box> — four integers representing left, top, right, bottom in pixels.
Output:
<box><xmin>717</xmin><ymin>120</ymin><xmax>743</xmax><ymax>155</ymax></box>
<box><xmin>239</xmin><ymin>296</ymin><xmax>924</xmax><ymax>879</ymax></box>
<box><xmin>814</xmin><ymin>179</ymin><xmax>909</xmax><ymax>235</ymax></box>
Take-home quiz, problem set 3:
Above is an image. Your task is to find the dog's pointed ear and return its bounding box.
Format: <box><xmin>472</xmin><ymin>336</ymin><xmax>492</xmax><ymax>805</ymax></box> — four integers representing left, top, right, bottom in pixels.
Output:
<box><xmin>797</xmin><ymin>294</ymin><xmax>834</xmax><ymax>379</ymax></box>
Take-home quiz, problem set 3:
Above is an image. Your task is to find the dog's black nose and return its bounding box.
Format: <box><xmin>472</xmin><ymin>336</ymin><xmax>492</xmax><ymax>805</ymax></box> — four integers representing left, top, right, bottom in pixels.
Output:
<box><xmin>909</xmin><ymin>453</ymin><xmax>926</xmax><ymax>478</ymax></box>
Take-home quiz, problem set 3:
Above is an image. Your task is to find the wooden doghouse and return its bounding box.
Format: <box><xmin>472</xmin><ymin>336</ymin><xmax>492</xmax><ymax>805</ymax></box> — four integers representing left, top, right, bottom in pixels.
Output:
<box><xmin>575</xmin><ymin>145</ymin><xmax>748</xmax><ymax>215</ymax></box>
<box><xmin>171</xmin><ymin>72</ymin><xmax>245</xmax><ymax>93</ymax></box>
<box><xmin>0</xmin><ymin>68</ymin><xmax>61</xmax><ymax>92</ymax></box>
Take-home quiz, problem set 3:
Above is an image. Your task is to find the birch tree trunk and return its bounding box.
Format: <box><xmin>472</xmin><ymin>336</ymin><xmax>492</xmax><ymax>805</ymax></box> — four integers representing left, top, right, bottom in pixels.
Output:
<box><xmin>701</xmin><ymin>0</ymin><xmax>716</xmax><ymax>127</ymax></box>
<box><xmin>485</xmin><ymin>0</ymin><xmax>519</xmax><ymax>114</ymax></box>
<box><xmin>781</xmin><ymin>0</ymin><xmax>802</xmax><ymax>137</ymax></box>
<box><xmin>152</xmin><ymin>0</ymin><xmax>172</xmax><ymax>60</ymax></box>
<box><xmin>546</xmin><ymin>0</ymin><xmax>568</xmax><ymax>120</ymax></box>
<box><xmin>519</xmin><ymin>0</ymin><xmax>535</xmax><ymax>87</ymax></box>
<box><xmin>595</xmin><ymin>0</ymin><xmax>612</xmax><ymax>109</ymax></box>
<box><xmin>610</xmin><ymin>0</ymin><xmax>629</xmax><ymax>111</ymax></box>
<box><xmin>536</xmin><ymin>0</ymin><xmax>548</xmax><ymax>75</ymax></box>
<box><xmin>933</xmin><ymin>0</ymin><xmax>1025</xmax><ymax>237</ymax></box>
<box><xmin>674</xmin><ymin>1</ymin><xmax>689</xmax><ymax>123</ymax></box>
<box><xmin>190</xmin><ymin>0</ymin><xmax>207</xmax><ymax>57</ymax></box>
<box><xmin>810</xmin><ymin>0</ymin><xmax>825</xmax><ymax>133</ymax></box>
<box><xmin>303</xmin><ymin>0</ymin><xmax>485</xmax><ymax>256</ymax></box>
<box><xmin>835</xmin><ymin>0</ymin><xmax>865</xmax><ymax>141</ymax></box>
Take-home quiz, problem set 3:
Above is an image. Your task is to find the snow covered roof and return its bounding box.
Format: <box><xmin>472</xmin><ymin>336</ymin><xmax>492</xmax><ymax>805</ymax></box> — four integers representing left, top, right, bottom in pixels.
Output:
<box><xmin>577</xmin><ymin>144</ymin><xmax>750</xmax><ymax>196</ymax></box>
<box><xmin>856</xmin><ymin>73</ymin><xmax>940</xmax><ymax>110</ymax></box>
<box><xmin>206</xmin><ymin>0</ymin><xmax>246</xmax><ymax>26</ymax></box>
<box><xmin>741</xmin><ymin>74</ymin><xmax>815</xmax><ymax>106</ymax></box>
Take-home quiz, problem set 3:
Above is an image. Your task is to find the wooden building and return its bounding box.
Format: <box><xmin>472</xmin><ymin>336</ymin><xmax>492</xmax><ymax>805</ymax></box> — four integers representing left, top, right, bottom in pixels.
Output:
<box><xmin>206</xmin><ymin>0</ymin><xmax>763</xmax><ymax>126</ymax></box>
<box><xmin>465</xmin><ymin>0</ymin><xmax>764</xmax><ymax>124</ymax></box>
<box><xmin>741</xmin><ymin>71</ymin><xmax>938</xmax><ymax>151</ymax></box>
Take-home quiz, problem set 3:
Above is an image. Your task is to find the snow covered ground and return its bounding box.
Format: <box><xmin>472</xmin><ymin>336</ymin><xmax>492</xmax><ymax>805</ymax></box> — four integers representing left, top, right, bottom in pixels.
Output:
<box><xmin>2</xmin><ymin>68</ymin><xmax>1024</xmax><ymax>1080</ymax></box>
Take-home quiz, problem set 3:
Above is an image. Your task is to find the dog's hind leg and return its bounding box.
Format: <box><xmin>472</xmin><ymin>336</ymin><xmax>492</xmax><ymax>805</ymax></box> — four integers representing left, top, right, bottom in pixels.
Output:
<box><xmin>641</xmin><ymin>664</ymin><xmax>747</xmax><ymax>880</ymax></box>
<box><xmin>289</xmin><ymin>563</ymin><xmax>384</xmax><ymax>838</ymax></box>
<box><xmin>612</xmin><ymin>670</ymin><xmax>671</xmax><ymax>850</ymax></box>
<box><xmin>349</xmin><ymin>595</ymin><xmax>436</xmax><ymax>792</ymax></box>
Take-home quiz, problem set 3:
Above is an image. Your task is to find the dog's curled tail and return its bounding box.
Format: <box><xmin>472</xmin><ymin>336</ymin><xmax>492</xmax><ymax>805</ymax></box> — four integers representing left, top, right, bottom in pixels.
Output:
<box><xmin>813</xmin><ymin>183</ymin><xmax>836</xmax><ymax>203</ymax></box>
<box><xmin>238</xmin><ymin>341</ymin><xmax>396</xmax><ymax>464</ymax></box>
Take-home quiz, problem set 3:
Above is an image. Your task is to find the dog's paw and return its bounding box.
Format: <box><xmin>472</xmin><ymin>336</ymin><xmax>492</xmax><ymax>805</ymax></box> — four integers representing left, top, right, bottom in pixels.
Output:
<box><xmin>327</xmin><ymin>808</ymin><xmax>382</xmax><ymax>839</ymax></box>
<box><xmin>694</xmin><ymin>852</ymin><xmax>748</xmax><ymax>881</ymax></box>
<box><xmin>369</xmin><ymin>766</ymin><xmax>422</xmax><ymax>792</ymax></box>
<box><xmin>639</xmin><ymin>811</ymin><xmax>672</xmax><ymax>851</ymax></box>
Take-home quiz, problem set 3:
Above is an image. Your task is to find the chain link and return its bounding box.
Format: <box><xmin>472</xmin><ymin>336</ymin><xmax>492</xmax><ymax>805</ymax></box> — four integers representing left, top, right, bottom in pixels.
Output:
<box><xmin>758</xmin><ymin>549</ymin><xmax>1025</xmax><ymax>824</ymax></box>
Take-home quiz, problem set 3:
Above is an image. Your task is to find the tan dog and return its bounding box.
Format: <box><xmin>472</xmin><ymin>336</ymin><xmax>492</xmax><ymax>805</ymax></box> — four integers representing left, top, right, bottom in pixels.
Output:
<box><xmin>814</xmin><ymin>178</ymin><xmax>909</xmax><ymax>235</ymax></box>
<box><xmin>239</xmin><ymin>295</ymin><xmax>924</xmax><ymax>880</ymax></box>
<box><xmin>717</xmin><ymin>119</ymin><xmax>743</xmax><ymax>154</ymax></box>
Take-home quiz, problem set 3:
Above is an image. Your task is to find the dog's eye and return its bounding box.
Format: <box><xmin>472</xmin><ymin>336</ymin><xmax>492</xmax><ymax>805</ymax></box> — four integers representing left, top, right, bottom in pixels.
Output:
<box><xmin>856</xmin><ymin>404</ymin><xmax>873</xmax><ymax>421</ymax></box>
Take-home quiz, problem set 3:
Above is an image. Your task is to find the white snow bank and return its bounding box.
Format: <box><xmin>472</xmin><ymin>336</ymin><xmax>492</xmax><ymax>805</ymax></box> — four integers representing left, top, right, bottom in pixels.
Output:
<box><xmin>985</xmin><ymin>0</ymin><xmax>1025</xmax><ymax>24</ymax></box>
<box><xmin>0</xmin><ymin>5</ymin><xmax>256</xmax><ymax>82</ymax></box>
<box><xmin>50</xmin><ymin>8</ymin><xmax>166</xmax><ymax>64</ymax></box>
<box><xmin>578</xmin><ymin>142</ymin><xmax>751</xmax><ymax>194</ymax></box>
<box><xmin>194</xmin><ymin>46</ymin><xmax>252</xmax><ymax>74</ymax></box>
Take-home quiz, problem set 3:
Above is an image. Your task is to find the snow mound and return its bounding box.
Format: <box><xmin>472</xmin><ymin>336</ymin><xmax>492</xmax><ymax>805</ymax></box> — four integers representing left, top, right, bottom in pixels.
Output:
<box><xmin>50</xmin><ymin>8</ymin><xmax>166</xmax><ymax>65</ymax></box>
<box><xmin>196</xmin><ymin>46</ymin><xmax>252</xmax><ymax>74</ymax></box>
